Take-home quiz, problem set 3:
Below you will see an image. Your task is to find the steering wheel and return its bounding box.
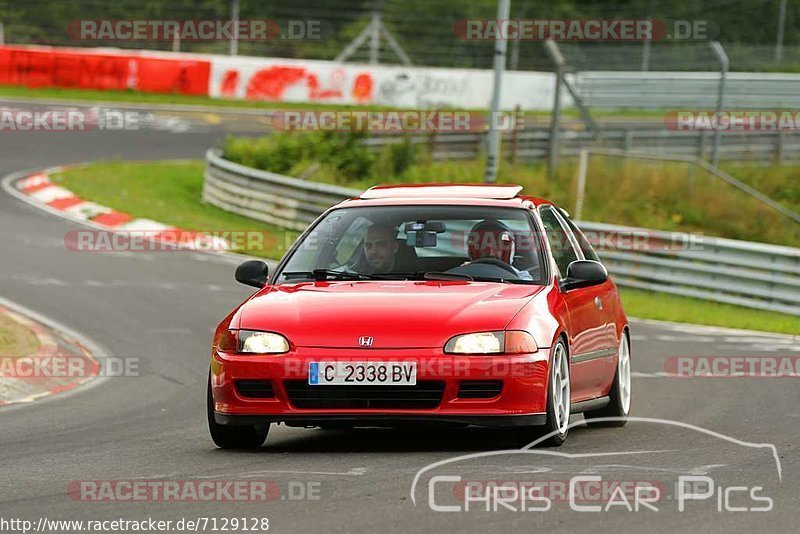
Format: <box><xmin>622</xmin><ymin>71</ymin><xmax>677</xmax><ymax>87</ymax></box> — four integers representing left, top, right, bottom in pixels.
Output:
<box><xmin>470</xmin><ymin>257</ymin><xmax>519</xmax><ymax>276</ymax></box>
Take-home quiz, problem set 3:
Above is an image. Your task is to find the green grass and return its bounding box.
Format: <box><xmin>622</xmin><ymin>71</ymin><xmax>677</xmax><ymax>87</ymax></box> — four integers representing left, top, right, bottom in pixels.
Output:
<box><xmin>721</xmin><ymin>162</ymin><xmax>800</xmax><ymax>215</ymax></box>
<box><xmin>567</xmin><ymin>156</ymin><xmax>800</xmax><ymax>247</ymax></box>
<box><xmin>0</xmin><ymin>312</ymin><xmax>40</xmax><ymax>358</ymax></box>
<box><xmin>51</xmin><ymin>161</ymin><xmax>297</xmax><ymax>259</ymax></box>
<box><xmin>620</xmin><ymin>288</ymin><xmax>800</xmax><ymax>335</ymax></box>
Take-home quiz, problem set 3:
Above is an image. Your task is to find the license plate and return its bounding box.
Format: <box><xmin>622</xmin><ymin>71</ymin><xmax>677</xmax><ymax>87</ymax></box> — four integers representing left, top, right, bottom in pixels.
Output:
<box><xmin>308</xmin><ymin>362</ymin><xmax>417</xmax><ymax>385</ymax></box>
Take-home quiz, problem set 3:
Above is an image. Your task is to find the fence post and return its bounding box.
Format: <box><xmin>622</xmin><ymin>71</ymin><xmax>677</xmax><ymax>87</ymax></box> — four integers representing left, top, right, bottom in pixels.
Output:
<box><xmin>549</xmin><ymin>68</ymin><xmax>563</xmax><ymax>180</ymax></box>
<box><xmin>574</xmin><ymin>148</ymin><xmax>589</xmax><ymax>220</ymax></box>
<box><xmin>369</xmin><ymin>11</ymin><xmax>380</xmax><ymax>64</ymax></box>
<box><xmin>697</xmin><ymin>132</ymin><xmax>707</xmax><ymax>160</ymax></box>
<box><xmin>229</xmin><ymin>0</ymin><xmax>240</xmax><ymax>55</ymax></box>
<box><xmin>776</xmin><ymin>0</ymin><xmax>787</xmax><ymax>65</ymax></box>
<box><xmin>689</xmin><ymin>132</ymin><xmax>706</xmax><ymax>193</ymax></box>
<box><xmin>775</xmin><ymin>131</ymin><xmax>786</xmax><ymax>164</ymax></box>
<box><xmin>427</xmin><ymin>131</ymin><xmax>438</xmax><ymax>161</ymax></box>
<box><xmin>509</xmin><ymin>1</ymin><xmax>529</xmax><ymax>71</ymax></box>
<box><xmin>641</xmin><ymin>0</ymin><xmax>654</xmax><ymax>71</ymax></box>
<box><xmin>544</xmin><ymin>40</ymin><xmax>565</xmax><ymax>181</ymax></box>
<box><xmin>709</xmin><ymin>41</ymin><xmax>729</xmax><ymax>168</ymax></box>
<box><xmin>510</xmin><ymin>105</ymin><xmax>521</xmax><ymax>164</ymax></box>
<box><xmin>623</xmin><ymin>130</ymin><xmax>634</xmax><ymax>151</ymax></box>
<box><xmin>484</xmin><ymin>0</ymin><xmax>510</xmax><ymax>183</ymax></box>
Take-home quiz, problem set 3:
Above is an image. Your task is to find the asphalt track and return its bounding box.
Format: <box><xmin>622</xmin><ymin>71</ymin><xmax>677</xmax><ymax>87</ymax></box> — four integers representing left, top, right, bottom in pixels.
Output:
<box><xmin>1</xmin><ymin>100</ymin><xmax>799</xmax><ymax>533</ymax></box>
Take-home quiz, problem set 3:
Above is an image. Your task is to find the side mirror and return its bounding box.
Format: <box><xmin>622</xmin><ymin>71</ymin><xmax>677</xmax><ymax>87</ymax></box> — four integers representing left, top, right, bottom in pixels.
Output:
<box><xmin>561</xmin><ymin>260</ymin><xmax>608</xmax><ymax>291</ymax></box>
<box><xmin>235</xmin><ymin>260</ymin><xmax>269</xmax><ymax>288</ymax></box>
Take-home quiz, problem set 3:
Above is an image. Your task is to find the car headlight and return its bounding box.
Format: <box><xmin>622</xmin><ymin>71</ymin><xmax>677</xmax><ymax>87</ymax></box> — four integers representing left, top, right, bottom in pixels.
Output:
<box><xmin>238</xmin><ymin>330</ymin><xmax>290</xmax><ymax>354</ymax></box>
<box><xmin>444</xmin><ymin>331</ymin><xmax>538</xmax><ymax>355</ymax></box>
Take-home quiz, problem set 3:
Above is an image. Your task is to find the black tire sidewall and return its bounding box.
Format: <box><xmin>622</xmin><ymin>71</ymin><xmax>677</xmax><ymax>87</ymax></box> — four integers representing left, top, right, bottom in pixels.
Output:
<box><xmin>584</xmin><ymin>332</ymin><xmax>630</xmax><ymax>426</ymax></box>
<box><xmin>207</xmin><ymin>371</ymin><xmax>269</xmax><ymax>448</ymax></box>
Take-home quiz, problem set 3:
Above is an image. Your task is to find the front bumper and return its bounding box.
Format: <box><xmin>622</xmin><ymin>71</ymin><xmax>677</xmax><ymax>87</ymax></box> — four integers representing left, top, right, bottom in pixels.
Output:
<box><xmin>211</xmin><ymin>347</ymin><xmax>550</xmax><ymax>427</ymax></box>
<box><xmin>214</xmin><ymin>413</ymin><xmax>546</xmax><ymax>427</ymax></box>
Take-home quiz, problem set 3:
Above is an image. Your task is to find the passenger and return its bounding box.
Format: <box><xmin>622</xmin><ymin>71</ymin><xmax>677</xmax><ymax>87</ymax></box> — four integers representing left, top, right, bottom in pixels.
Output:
<box><xmin>466</xmin><ymin>220</ymin><xmax>532</xmax><ymax>280</ymax></box>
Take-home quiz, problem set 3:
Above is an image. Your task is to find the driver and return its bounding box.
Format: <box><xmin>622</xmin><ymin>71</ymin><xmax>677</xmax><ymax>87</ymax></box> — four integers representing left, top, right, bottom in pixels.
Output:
<box><xmin>466</xmin><ymin>220</ymin><xmax>532</xmax><ymax>280</ymax></box>
<box><xmin>363</xmin><ymin>223</ymin><xmax>399</xmax><ymax>274</ymax></box>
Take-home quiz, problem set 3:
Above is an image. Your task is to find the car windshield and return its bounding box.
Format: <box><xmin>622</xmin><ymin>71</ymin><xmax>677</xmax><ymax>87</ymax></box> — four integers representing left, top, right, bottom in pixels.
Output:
<box><xmin>275</xmin><ymin>205</ymin><xmax>547</xmax><ymax>285</ymax></box>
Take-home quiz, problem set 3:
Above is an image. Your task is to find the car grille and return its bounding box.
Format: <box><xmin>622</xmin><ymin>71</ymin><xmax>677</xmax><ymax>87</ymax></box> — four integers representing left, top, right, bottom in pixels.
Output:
<box><xmin>457</xmin><ymin>380</ymin><xmax>503</xmax><ymax>399</ymax></box>
<box><xmin>235</xmin><ymin>380</ymin><xmax>275</xmax><ymax>399</ymax></box>
<box><xmin>283</xmin><ymin>380</ymin><xmax>446</xmax><ymax>409</ymax></box>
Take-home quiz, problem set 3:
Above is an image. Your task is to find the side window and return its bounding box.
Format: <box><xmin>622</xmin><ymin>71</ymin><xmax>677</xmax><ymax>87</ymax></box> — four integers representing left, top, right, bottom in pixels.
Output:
<box><xmin>562</xmin><ymin>216</ymin><xmax>600</xmax><ymax>262</ymax></box>
<box><xmin>539</xmin><ymin>206</ymin><xmax>580</xmax><ymax>277</ymax></box>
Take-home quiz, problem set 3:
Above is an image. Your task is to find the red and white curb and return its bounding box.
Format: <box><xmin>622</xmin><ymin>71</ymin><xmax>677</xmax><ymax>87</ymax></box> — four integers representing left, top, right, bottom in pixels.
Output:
<box><xmin>13</xmin><ymin>167</ymin><xmax>230</xmax><ymax>252</ymax></box>
<box><xmin>0</xmin><ymin>304</ymin><xmax>100</xmax><ymax>406</ymax></box>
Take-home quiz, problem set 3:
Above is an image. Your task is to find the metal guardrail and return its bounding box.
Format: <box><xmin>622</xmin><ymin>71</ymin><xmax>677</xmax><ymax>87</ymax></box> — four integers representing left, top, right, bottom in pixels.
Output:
<box><xmin>203</xmin><ymin>148</ymin><xmax>357</xmax><ymax>231</ymax></box>
<box><xmin>574</xmin><ymin>72</ymin><xmax>800</xmax><ymax>110</ymax></box>
<box><xmin>361</xmin><ymin>128</ymin><xmax>800</xmax><ymax>164</ymax></box>
<box><xmin>204</xmin><ymin>150</ymin><xmax>800</xmax><ymax>316</ymax></box>
<box><xmin>577</xmin><ymin>221</ymin><xmax>800</xmax><ymax>316</ymax></box>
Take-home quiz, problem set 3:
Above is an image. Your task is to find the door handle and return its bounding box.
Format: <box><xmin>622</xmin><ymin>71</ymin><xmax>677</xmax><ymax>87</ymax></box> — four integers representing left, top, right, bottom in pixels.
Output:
<box><xmin>594</xmin><ymin>296</ymin><xmax>603</xmax><ymax>310</ymax></box>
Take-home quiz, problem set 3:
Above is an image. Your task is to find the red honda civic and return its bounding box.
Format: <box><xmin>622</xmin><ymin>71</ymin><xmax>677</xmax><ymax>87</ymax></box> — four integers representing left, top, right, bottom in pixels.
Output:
<box><xmin>208</xmin><ymin>184</ymin><xmax>631</xmax><ymax>448</ymax></box>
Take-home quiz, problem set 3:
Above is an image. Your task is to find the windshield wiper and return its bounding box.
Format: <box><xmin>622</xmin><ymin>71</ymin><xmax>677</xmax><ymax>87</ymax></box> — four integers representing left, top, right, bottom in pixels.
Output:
<box><xmin>282</xmin><ymin>269</ymin><xmax>403</xmax><ymax>281</ymax></box>
<box><xmin>423</xmin><ymin>271</ymin><xmax>535</xmax><ymax>284</ymax></box>
<box><xmin>423</xmin><ymin>271</ymin><xmax>474</xmax><ymax>281</ymax></box>
<box><xmin>282</xmin><ymin>269</ymin><xmax>365</xmax><ymax>281</ymax></box>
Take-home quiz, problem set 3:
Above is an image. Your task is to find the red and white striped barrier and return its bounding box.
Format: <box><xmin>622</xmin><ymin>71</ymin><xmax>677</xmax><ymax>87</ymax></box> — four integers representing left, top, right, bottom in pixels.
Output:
<box><xmin>0</xmin><ymin>305</ymin><xmax>99</xmax><ymax>406</ymax></box>
<box><xmin>14</xmin><ymin>169</ymin><xmax>231</xmax><ymax>253</ymax></box>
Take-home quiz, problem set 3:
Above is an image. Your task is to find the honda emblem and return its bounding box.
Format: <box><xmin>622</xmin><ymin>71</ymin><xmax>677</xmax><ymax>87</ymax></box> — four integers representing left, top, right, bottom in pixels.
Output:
<box><xmin>358</xmin><ymin>336</ymin><xmax>374</xmax><ymax>347</ymax></box>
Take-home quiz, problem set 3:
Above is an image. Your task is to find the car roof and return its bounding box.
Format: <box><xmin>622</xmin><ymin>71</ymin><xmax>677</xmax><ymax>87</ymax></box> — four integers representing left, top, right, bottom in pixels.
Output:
<box><xmin>344</xmin><ymin>183</ymin><xmax>552</xmax><ymax>208</ymax></box>
<box><xmin>360</xmin><ymin>183</ymin><xmax>522</xmax><ymax>200</ymax></box>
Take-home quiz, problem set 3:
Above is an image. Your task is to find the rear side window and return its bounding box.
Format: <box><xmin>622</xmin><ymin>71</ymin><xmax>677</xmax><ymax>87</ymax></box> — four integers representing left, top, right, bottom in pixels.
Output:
<box><xmin>539</xmin><ymin>206</ymin><xmax>580</xmax><ymax>277</ymax></box>
<box><xmin>562</xmin><ymin>216</ymin><xmax>600</xmax><ymax>262</ymax></box>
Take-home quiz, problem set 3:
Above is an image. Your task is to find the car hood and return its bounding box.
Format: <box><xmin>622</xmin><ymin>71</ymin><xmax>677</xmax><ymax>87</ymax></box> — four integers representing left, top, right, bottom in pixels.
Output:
<box><xmin>237</xmin><ymin>281</ymin><xmax>545</xmax><ymax>349</ymax></box>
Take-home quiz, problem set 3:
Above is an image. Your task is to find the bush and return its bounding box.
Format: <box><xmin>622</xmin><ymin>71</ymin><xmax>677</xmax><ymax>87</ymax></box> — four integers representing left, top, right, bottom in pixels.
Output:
<box><xmin>326</xmin><ymin>130</ymin><xmax>374</xmax><ymax>182</ymax></box>
<box><xmin>224</xmin><ymin>133</ymin><xmax>316</xmax><ymax>175</ymax></box>
<box><xmin>223</xmin><ymin>131</ymin><xmax>425</xmax><ymax>185</ymax></box>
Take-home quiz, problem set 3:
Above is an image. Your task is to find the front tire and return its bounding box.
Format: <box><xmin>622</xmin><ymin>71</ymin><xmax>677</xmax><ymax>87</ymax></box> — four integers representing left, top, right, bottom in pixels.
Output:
<box><xmin>515</xmin><ymin>339</ymin><xmax>571</xmax><ymax>447</ymax></box>
<box><xmin>207</xmin><ymin>375</ymin><xmax>269</xmax><ymax>449</ymax></box>
<box><xmin>585</xmin><ymin>332</ymin><xmax>631</xmax><ymax>427</ymax></box>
